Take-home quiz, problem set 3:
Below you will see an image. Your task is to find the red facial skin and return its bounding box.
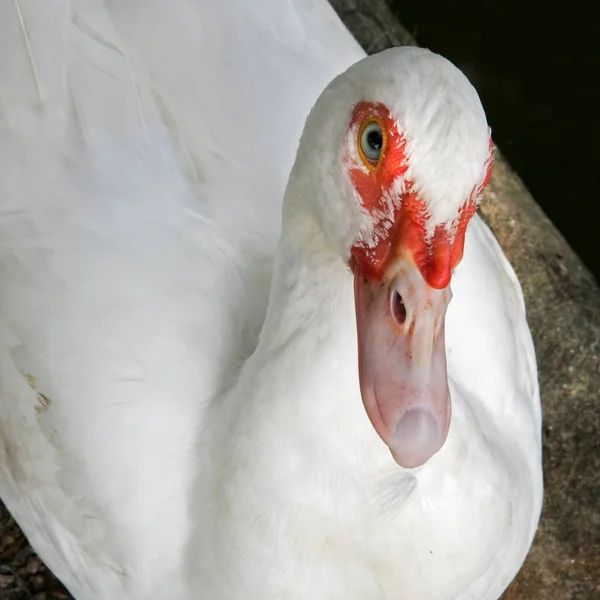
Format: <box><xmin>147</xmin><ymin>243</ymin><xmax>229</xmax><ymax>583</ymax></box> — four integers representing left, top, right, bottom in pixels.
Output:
<box><xmin>348</xmin><ymin>102</ymin><xmax>493</xmax><ymax>285</ymax></box>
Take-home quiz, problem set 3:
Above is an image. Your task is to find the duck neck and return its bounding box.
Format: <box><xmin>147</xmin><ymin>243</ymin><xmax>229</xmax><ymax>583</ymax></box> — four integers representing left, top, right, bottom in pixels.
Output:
<box><xmin>229</xmin><ymin>186</ymin><xmax>388</xmax><ymax>470</ymax></box>
<box><xmin>258</xmin><ymin>197</ymin><xmax>352</xmax><ymax>358</ymax></box>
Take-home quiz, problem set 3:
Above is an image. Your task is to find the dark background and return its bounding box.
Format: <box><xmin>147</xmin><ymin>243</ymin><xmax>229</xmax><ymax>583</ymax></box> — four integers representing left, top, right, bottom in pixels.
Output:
<box><xmin>391</xmin><ymin>0</ymin><xmax>600</xmax><ymax>282</ymax></box>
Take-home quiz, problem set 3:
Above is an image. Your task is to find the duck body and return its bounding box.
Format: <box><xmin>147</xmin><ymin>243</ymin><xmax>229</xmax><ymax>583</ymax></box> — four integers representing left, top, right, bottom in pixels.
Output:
<box><xmin>0</xmin><ymin>1</ymin><xmax>542</xmax><ymax>599</ymax></box>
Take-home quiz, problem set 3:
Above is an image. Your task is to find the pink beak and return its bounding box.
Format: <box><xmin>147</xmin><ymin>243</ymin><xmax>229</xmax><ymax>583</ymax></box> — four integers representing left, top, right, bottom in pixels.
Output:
<box><xmin>354</xmin><ymin>253</ymin><xmax>452</xmax><ymax>468</ymax></box>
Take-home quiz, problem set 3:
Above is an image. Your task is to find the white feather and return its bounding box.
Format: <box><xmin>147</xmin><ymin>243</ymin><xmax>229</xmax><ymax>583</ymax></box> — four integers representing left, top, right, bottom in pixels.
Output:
<box><xmin>0</xmin><ymin>1</ymin><xmax>542</xmax><ymax>599</ymax></box>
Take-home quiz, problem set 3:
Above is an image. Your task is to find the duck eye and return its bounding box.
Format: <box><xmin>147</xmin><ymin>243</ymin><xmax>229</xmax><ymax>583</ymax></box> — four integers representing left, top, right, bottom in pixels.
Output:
<box><xmin>360</xmin><ymin>120</ymin><xmax>384</xmax><ymax>163</ymax></box>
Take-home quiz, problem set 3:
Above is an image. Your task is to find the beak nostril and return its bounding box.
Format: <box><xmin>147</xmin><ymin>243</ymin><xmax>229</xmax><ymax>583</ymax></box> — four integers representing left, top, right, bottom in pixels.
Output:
<box><xmin>390</xmin><ymin>290</ymin><xmax>407</xmax><ymax>326</ymax></box>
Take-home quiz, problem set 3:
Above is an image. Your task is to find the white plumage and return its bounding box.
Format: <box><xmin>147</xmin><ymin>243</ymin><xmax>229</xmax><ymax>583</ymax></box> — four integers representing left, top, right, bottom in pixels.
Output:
<box><xmin>0</xmin><ymin>1</ymin><xmax>542</xmax><ymax>599</ymax></box>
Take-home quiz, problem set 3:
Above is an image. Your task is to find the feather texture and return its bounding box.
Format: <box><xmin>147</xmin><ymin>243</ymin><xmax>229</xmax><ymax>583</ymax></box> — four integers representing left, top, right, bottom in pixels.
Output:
<box><xmin>0</xmin><ymin>2</ymin><xmax>542</xmax><ymax>599</ymax></box>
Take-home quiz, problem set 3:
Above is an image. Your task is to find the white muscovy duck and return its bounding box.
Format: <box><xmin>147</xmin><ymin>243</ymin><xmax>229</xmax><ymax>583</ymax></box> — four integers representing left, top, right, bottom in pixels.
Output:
<box><xmin>0</xmin><ymin>0</ymin><xmax>542</xmax><ymax>599</ymax></box>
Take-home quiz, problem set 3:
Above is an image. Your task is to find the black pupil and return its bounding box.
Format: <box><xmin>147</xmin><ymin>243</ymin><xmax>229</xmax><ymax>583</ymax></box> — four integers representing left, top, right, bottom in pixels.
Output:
<box><xmin>367</xmin><ymin>129</ymin><xmax>383</xmax><ymax>151</ymax></box>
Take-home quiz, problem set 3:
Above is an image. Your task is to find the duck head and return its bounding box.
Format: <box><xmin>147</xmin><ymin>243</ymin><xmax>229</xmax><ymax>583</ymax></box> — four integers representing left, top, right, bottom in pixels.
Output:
<box><xmin>292</xmin><ymin>46</ymin><xmax>493</xmax><ymax>468</ymax></box>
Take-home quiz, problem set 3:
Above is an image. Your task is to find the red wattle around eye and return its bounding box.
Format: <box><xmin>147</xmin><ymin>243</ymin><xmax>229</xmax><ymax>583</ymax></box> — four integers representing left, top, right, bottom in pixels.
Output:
<box><xmin>347</xmin><ymin>102</ymin><xmax>492</xmax><ymax>286</ymax></box>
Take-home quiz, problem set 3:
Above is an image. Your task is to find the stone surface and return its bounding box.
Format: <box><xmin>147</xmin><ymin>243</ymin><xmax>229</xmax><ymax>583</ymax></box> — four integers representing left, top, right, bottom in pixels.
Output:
<box><xmin>1</xmin><ymin>1</ymin><xmax>599</xmax><ymax>599</ymax></box>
